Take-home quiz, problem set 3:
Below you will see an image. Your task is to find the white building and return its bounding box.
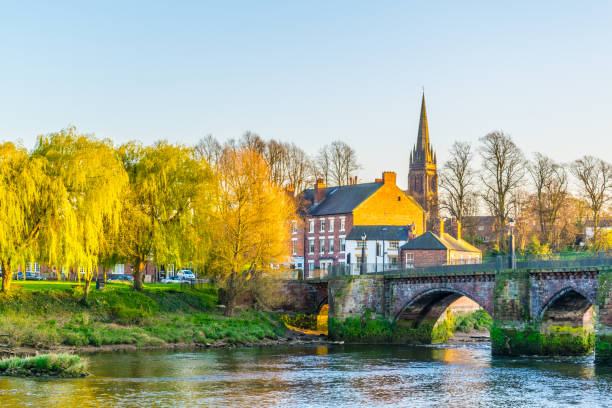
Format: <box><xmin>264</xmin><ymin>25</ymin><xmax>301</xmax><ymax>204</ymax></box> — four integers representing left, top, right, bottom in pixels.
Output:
<box><xmin>345</xmin><ymin>225</ymin><xmax>413</xmax><ymax>273</ymax></box>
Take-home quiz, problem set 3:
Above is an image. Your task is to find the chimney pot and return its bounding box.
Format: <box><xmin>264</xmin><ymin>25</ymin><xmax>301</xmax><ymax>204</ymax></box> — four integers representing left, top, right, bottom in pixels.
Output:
<box><xmin>314</xmin><ymin>179</ymin><xmax>326</xmax><ymax>204</ymax></box>
<box><xmin>382</xmin><ymin>171</ymin><xmax>396</xmax><ymax>185</ymax></box>
<box><xmin>438</xmin><ymin>217</ymin><xmax>445</xmax><ymax>236</ymax></box>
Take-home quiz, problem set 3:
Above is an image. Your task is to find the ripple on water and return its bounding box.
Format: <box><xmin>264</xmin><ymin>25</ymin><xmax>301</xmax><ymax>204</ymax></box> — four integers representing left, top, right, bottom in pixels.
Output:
<box><xmin>0</xmin><ymin>344</ymin><xmax>610</xmax><ymax>408</ymax></box>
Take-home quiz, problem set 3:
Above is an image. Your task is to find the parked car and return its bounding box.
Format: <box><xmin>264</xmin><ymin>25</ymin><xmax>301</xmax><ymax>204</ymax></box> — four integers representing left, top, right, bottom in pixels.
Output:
<box><xmin>107</xmin><ymin>274</ymin><xmax>134</xmax><ymax>283</ymax></box>
<box><xmin>176</xmin><ymin>269</ymin><xmax>195</xmax><ymax>281</ymax></box>
<box><xmin>25</xmin><ymin>272</ymin><xmax>45</xmax><ymax>281</ymax></box>
<box><xmin>13</xmin><ymin>272</ymin><xmax>43</xmax><ymax>281</ymax></box>
<box><xmin>161</xmin><ymin>276</ymin><xmax>190</xmax><ymax>284</ymax></box>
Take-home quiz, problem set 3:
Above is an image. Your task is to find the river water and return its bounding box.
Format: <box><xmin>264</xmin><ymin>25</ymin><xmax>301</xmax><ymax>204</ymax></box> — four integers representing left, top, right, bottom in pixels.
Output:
<box><xmin>0</xmin><ymin>344</ymin><xmax>610</xmax><ymax>407</ymax></box>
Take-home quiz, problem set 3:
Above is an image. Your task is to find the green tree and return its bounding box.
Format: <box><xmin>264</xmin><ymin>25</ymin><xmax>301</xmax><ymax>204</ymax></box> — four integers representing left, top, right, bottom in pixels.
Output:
<box><xmin>0</xmin><ymin>142</ymin><xmax>74</xmax><ymax>292</ymax></box>
<box><xmin>118</xmin><ymin>141</ymin><xmax>214</xmax><ymax>291</ymax></box>
<box><xmin>32</xmin><ymin>128</ymin><xmax>128</xmax><ymax>299</ymax></box>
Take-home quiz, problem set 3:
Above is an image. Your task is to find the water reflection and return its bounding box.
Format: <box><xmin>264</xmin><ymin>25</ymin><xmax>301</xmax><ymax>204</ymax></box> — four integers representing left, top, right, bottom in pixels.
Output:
<box><xmin>0</xmin><ymin>344</ymin><xmax>610</xmax><ymax>407</ymax></box>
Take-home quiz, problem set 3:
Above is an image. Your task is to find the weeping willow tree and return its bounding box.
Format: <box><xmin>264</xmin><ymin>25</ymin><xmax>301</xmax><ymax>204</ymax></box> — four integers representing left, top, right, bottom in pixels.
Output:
<box><xmin>210</xmin><ymin>147</ymin><xmax>294</xmax><ymax>316</ymax></box>
<box><xmin>32</xmin><ymin>128</ymin><xmax>128</xmax><ymax>300</ymax></box>
<box><xmin>118</xmin><ymin>141</ymin><xmax>214</xmax><ymax>291</ymax></box>
<box><xmin>0</xmin><ymin>142</ymin><xmax>74</xmax><ymax>292</ymax></box>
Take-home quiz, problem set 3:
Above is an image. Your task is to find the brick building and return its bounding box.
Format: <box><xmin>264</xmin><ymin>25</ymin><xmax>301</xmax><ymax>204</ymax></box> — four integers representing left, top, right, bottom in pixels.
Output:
<box><xmin>291</xmin><ymin>171</ymin><xmax>425</xmax><ymax>277</ymax></box>
<box><xmin>400</xmin><ymin>218</ymin><xmax>481</xmax><ymax>268</ymax></box>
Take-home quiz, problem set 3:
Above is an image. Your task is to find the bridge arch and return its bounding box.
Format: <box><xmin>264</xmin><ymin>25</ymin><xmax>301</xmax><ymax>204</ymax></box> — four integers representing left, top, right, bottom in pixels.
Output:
<box><xmin>393</xmin><ymin>287</ymin><xmax>489</xmax><ymax>323</ymax></box>
<box><xmin>392</xmin><ymin>287</ymin><xmax>489</xmax><ymax>344</ymax></box>
<box><xmin>537</xmin><ymin>287</ymin><xmax>595</xmax><ymax>328</ymax></box>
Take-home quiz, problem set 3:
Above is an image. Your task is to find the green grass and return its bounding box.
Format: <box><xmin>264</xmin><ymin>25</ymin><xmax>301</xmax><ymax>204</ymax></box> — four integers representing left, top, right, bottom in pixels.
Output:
<box><xmin>0</xmin><ymin>282</ymin><xmax>285</xmax><ymax>349</ymax></box>
<box><xmin>0</xmin><ymin>353</ymin><xmax>87</xmax><ymax>377</ymax></box>
<box><xmin>454</xmin><ymin>309</ymin><xmax>493</xmax><ymax>333</ymax></box>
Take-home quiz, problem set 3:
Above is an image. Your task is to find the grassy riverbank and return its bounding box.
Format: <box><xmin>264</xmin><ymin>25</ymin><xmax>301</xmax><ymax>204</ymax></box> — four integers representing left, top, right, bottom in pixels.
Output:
<box><xmin>0</xmin><ymin>353</ymin><xmax>87</xmax><ymax>377</ymax></box>
<box><xmin>0</xmin><ymin>282</ymin><xmax>286</xmax><ymax>351</ymax></box>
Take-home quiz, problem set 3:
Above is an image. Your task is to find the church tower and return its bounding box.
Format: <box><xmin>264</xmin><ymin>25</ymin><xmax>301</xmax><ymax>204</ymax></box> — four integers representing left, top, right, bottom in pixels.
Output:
<box><xmin>408</xmin><ymin>92</ymin><xmax>438</xmax><ymax>228</ymax></box>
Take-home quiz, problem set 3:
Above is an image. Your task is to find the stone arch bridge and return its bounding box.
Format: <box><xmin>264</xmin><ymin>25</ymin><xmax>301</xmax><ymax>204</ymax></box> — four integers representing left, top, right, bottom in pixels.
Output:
<box><xmin>288</xmin><ymin>255</ymin><xmax>612</xmax><ymax>363</ymax></box>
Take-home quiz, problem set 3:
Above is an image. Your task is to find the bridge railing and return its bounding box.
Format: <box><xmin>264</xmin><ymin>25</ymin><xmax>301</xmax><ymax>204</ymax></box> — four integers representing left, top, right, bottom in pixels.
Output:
<box><xmin>516</xmin><ymin>251</ymin><xmax>612</xmax><ymax>270</ymax></box>
<box><xmin>304</xmin><ymin>251</ymin><xmax>612</xmax><ymax>280</ymax></box>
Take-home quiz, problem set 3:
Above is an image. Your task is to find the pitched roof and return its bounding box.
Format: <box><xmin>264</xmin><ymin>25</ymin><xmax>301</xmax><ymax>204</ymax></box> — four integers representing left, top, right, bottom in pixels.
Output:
<box><xmin>400</xmin><ymin>231</ymin><xmax>481</xmax><ymax>253</ymax></box>
<box><xmin>400</xmin><ymin>231</ymin><xmax>447</xmax><ymax>250</ymax></box>
<box><xmin>301</xmin><ymin>182</ymin><xmax>382</xmax><ymax>216</ymax></box>
<box><xmin>346</xmin><ymin>225</ymin><xmax>411</xmax><ymax>241</ymax></box>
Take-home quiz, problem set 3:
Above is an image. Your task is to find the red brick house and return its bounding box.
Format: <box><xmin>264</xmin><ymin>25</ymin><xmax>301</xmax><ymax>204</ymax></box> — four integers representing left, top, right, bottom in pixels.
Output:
<box><xmin>400</xmin><ymin>219</ymin><xmax>481</xmax><ymax>268</ymax></box>
<box><xmin>291</xmin><ymin>171</ymin><xmax>425</xmax><ymax>277</ymax></box>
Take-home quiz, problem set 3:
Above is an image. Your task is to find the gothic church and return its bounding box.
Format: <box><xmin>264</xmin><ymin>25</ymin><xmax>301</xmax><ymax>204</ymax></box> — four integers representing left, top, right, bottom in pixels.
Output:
<box><xmin>407</xmin><ymin>93</ymin><xmax>438</xmax><ymax>228</ymax></box>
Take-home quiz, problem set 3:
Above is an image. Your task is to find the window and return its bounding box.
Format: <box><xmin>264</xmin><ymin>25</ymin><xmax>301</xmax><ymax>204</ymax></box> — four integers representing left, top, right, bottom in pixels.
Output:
<box><xmin>308</xmin><ymin>262</ymin><xmax>314</xmax><ymax>271</ymax></box>
<box><xmin>389</xmin><ymin>256</ymin><xmax>398</xmax><ymax>266</ymax></box>
<box><xmin>308</xmin><ymin>238</ymin><xmax>315</xmax><ymax>254</ymax></box>
<box><xmin>376</xmin><ymin>242</ymin><xmax>381</xmax><ymax>256</ymax></box>
<box><xmin>468</xmin><ymin>255</ymin><xmax>472</xmax><ymax>264</ymax></box>
<box><xmin>320</xmin><ymin>219</ymin><xmax>326</xmax><ymax>232</ymax></box>
<box><xmin>114</xmin><ymin>264</ymin><xmax>125</xmax><ymax>275</ymax></box>
<box><xmin>340</xmin><ymin>237</ymin><xmax>346</xmax><ymax>252</ymax></box>
<box><xmin>309</xmin><ymin>219</ymin><xmax>314</xmax><ymax>233</ymax></box>
<box><xmin>389</xmin><ymin>241</ymin><xmax>399</xmax><ymax>249</ymax></box>
<box><xmin>319</xmin><ymin>237</ymin><xmax>325</xmax><ymax>253</ymax></box>
<box><xmin>340</xmin><ymin>217</ymin><xmax>346</xmax><ymax>231</ymax></box>
<box><xmin>357</xmin><ymin>241</ymin><xmax>367</xmax><ymax>248</ymax></box>
<box><xmin>292</xmin><ymin>238</ymin><xmax>298</xmax><ymax>255</ymax></box>
<box><xmin>328</xmin><ymin>218</ymin><xmax>334</xmax><ymax>232</ymax></box>
<box><xmin>329</xmin><ymin>237</ymin><xmax>334</xmax><ymax>253</ymax></box>
<box><xmin>356</xmin><ymin>255</ymin><xmax>366</xmax><ymax>264</ymax></box>
<box><xmin>478</xmin><ymin>226</ymin><xmax>484</xmax><ymax>231</ymax></box>
<box><xmin>292</xmin><ymin>221</ymin><xmax>298</xmax><ymax>234</ymax></box>
<box><xmin>405</xmin><ymin>253</ymin><xmax>414</xmax><ymax>268</ymax></box>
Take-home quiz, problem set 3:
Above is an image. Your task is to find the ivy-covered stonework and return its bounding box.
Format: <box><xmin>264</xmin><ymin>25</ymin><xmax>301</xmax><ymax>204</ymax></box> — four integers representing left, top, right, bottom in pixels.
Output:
<box><xmin>595</xmin><ymin>335</ymin><xmax>612</xmax><ymax>363</ymax></box>
<box><xmin>491</xmin><ymin>324</ymin><xmax>594</xmax><ymax>356</ymax></box>
<box><xmin>328</xmin><ymin>310</ymin><xmax>455</xmax><ymax>344</ymax></box>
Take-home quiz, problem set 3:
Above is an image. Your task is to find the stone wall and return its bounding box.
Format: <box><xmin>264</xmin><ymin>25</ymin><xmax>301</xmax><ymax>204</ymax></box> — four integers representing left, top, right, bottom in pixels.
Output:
<box><xmin>329</xmin><ymin>276</ymin><xmax>386</xmax><ymax>320</ymax></box>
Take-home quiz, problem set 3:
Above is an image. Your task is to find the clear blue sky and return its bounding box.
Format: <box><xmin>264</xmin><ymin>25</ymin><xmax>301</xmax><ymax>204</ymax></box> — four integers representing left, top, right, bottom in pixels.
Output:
<box><xmin>1</xmin><ymin>1</ymin><xmax>611</xmax><ymax>189</ymax></box>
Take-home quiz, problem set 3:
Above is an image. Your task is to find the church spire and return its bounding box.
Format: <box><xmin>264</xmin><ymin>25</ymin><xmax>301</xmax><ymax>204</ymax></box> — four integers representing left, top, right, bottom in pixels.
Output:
<box><xmin>417</xmin><ymin>91</ymin><xmax>430</xmax><ymax>154</ymax></box>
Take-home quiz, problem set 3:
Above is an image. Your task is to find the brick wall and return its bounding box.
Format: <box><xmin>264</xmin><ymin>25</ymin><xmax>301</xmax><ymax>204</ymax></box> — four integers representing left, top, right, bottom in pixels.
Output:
<box><xmin>402</xmin><ymin>249</ymin><xmax>447</xmax><ymax>267</ymax></box>
<box><xmin>298</xmin><ymin>213</ymin><xmax>353</xmax><ymax>276</ymax></box>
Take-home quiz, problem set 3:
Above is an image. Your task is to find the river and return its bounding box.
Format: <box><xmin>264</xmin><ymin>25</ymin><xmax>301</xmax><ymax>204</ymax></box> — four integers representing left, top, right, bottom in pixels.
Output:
<box><xmin>0</xmin><ymin>344</ymin><xmax>610</xmax><ymax>407</ymax></box>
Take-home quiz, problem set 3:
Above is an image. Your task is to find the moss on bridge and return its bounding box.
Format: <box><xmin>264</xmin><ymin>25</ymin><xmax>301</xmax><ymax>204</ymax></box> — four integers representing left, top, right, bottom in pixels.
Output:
<box><xmin>491</xmin><ymin>324</ymin><xmax>594</xmax><ymax>356</ymax></box>
<box><xmin>328</xmin><ymin>310</ymin><xmax>455</xmax><ymax>344</ymax></box>
<box><xmin>595</xmin><ymin>335</ymin><xmax>612</xmax><ymax>364</ymax></box>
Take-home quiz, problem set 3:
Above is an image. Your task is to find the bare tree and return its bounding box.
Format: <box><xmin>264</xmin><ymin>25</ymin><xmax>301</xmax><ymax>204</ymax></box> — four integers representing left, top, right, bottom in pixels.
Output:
<box><xmin>239</xmin><ymin>131</ymin><xmax>266</xmax><ymax>155</ymax></box>
<box><xmin>285</xmin><ymin>143</ymin><xmax>314</xmax><ymax>193</ymax></box>
<box><xmin>528</xmin><ymin>153</ymin><xmax>568</xmax><ymax>248</ymax></box>
<box><xmin>319</xmin><ymin>141</ymin><xmax>360</xmax><ymax>186</ymax></box>
<box><xmin>315</xmin><ymin>146</ymin><xmax>332</xmax><ymax>185</ymax></box>
<box><xmin>479</xmin><ymin>131</ymin><xmax>526</xmax><ymax>251</ymax></box>
<box><xmin>570</xmin><ymin>156</ymin><xmax>612</xmax><ymax>247</ymax></box>
<box><xmin>265</xmin><ymin>139</ymin><xmax>289</xmax><ymax>186</ymax></box>
<box><xmin>439</xmin><ymin>141</ymin><xmax>477</xmax><ymax>223</ymax></box>
<box><xmin>194</xmin><ymin>134</ymin><xmax>223</xmax><ymax>166</ymax></box>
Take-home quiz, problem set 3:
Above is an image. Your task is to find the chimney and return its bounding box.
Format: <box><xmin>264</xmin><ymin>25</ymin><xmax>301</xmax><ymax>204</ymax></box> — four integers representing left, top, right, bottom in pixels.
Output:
<box><xmin>382</xmin><ymin>171</ymin><xmax>396</xmax><ymax>186</ymax></box>
<box><xmin>375</xmin><ymin>178</ymin><xmax>383</xmax><ymax>182</ymax></box>
<box><xmin>434</xmin><ymin>217</ymin><xmax>445</xmax><ymax>236</ymax></box>
<box><xmin>314</xmin><ymin>178</ymin><xmax>326</xmax><ymax>204</ymax></box>
<box><xmin>449</xmin><ymin>218</ymin><xmax>462</xmax><ymax>241</ymax></box>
